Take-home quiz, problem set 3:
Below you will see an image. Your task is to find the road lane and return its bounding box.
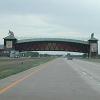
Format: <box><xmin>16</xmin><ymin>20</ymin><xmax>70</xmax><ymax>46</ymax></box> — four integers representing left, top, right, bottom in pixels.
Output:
<box><xmin>0</xmin><ymin>58</ymin><xmax>100</xmax><ymax>100</ymax></box>
<box><xmin>66</xmin><ymin>59</ymin><xmax>100</xmax><ymax>93</ymax></box>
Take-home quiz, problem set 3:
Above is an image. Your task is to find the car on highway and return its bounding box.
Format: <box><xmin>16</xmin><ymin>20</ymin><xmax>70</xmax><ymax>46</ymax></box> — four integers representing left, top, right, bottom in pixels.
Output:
<box><xmin>67</xmin><ymin>57</ymin><xmax>73</xmax><ymax>60</ymax></box>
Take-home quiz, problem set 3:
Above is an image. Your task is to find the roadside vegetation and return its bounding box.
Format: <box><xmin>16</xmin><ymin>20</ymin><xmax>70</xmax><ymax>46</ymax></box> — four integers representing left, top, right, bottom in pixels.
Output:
<box><xmin>79</xmin><ymin>53</ymin><xmax>100</xmax><ymax>63</ymax></box>
<box><xmin>0</xmin><ymin>57</ymin><xmax>54</xmax><ymax>79</ymax></box>
<box><xmin>82</xmin><ymin>58</ymin><xmax>100</xmax><ymax>63</ymax></box>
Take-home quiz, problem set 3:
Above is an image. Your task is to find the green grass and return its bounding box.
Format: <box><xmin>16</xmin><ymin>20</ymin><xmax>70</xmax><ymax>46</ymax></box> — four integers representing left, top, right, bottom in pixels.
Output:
<box><xmin>0</xmin><ymin>57</ymin><xmax>54</xmax><ymax>79</ymax></box>
<box><xmin>82</xmin><ymin>58</ymin><xmax>100</xmax><ymax>63</ymax></box>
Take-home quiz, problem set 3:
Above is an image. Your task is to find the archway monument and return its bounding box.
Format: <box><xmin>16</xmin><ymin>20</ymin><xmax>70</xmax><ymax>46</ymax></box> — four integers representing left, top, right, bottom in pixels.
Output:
<box><xmin>3</xmin><ymin>31</ymin><xmax>98</xmax><ymax>58</ymax></box>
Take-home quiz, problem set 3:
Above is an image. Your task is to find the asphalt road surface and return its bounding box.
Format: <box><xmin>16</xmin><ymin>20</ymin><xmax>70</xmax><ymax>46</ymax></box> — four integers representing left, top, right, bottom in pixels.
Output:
<box><xmin>0</xmin><ymin>58</ymin><xmax>100</xmax><ymax>100</ymax></box>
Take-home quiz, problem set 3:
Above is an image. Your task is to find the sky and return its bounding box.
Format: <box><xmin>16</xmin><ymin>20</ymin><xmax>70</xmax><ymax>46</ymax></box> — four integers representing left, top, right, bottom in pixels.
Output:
<box><xmin>0</xmin><ymin>0</ymin><xmax>100</xmax><ymax>54</ymax></box>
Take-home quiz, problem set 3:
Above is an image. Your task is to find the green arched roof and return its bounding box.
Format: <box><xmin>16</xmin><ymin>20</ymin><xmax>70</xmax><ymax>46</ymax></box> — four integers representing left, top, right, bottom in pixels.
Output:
<box><xmin>17</xmin><ymin>38</ymin><xmax>89</xmax><ymax>45</ymax></box>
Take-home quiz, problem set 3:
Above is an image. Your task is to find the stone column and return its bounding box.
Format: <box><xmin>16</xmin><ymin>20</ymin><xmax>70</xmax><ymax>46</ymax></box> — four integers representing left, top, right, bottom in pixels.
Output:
<box><xmin>88</xmin><ymin>33</ymin><xmax>98</xmax><ymax>58</ymax></box>
<box><xmin>3</xmin><ymin>30</ymin><xmax>17</xmax><ymax>57</ymax></box>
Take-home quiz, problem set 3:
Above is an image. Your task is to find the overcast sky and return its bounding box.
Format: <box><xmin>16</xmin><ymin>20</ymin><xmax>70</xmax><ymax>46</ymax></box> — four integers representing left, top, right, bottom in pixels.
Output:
<box><xmin>0</xmin><ymin>0</ymin><xmax>100</xmax><ymax>53</ymax></box>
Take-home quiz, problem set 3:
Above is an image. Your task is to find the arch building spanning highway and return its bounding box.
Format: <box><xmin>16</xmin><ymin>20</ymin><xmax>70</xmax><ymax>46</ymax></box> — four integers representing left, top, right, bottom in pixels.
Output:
<box><xmin>3</xmin><ymin>31</ymin><xmax>98</xmax><ymax>58</ymax></box>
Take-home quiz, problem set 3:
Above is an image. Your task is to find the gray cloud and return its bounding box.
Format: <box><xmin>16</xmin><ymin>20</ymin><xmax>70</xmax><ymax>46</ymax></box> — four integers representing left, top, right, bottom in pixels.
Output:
<box><xmin>0</xmin><ymin>0</ymin><xmax>100</xmax><ymax>33</ymax></box>
<box><xmin>0</xmin><ymin>0</ymin><xmax>99</xmax><ymax>15</ymax></box>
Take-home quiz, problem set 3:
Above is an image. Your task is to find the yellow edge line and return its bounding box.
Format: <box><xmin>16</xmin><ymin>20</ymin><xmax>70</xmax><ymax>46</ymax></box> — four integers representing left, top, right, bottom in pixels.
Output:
<box><xmin>0</xmin><ymin>66</ymin><xmax>45</xmax><ymax>94</ymax></box>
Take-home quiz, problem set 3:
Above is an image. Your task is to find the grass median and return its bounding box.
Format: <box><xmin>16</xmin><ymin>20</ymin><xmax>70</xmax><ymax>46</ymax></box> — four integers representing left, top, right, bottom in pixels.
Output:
<box><xmin>82</xmin><ymin>58</ymin><xmax>100</xmax><ymax>63</ymax></box>
<box><xmin>0</xmin><ymin>57</ymin><xmax>54</xmax><ymax>80</ymax></box>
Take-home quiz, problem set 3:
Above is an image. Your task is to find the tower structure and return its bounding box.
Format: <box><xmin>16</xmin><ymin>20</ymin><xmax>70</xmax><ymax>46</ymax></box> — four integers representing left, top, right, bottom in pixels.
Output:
<box><xmin>88</xmin><ymin>33</ymin><xmax>98</xmax><ymax>58</ymax></box>
<box><xmin>3</xmin><ymin>30</ymin><xmax>17</xmax><ymax>50</ymax></box>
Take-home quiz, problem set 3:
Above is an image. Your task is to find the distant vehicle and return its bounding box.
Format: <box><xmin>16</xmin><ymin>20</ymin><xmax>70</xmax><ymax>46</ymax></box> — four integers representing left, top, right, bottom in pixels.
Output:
<box><xmin>67</xmin><ymin>57</ymin><xmax>73</xmax><ymax>60</ymax></box>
